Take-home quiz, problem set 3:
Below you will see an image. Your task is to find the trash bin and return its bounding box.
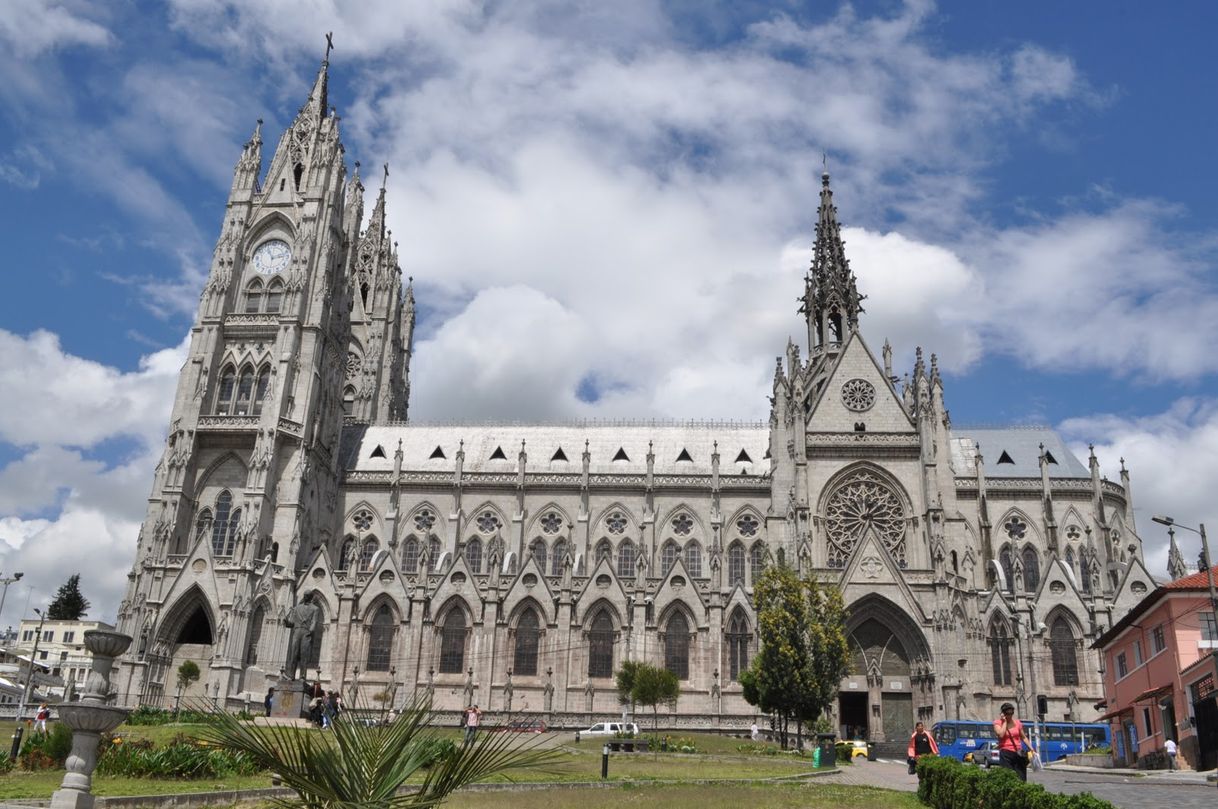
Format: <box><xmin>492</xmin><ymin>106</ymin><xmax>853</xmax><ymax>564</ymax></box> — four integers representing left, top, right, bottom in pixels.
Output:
<box><xmin>817</xmin><ymin>733</ymin><xmax>836</xmax><ymax>767</ymax></box>
<box><xmin>866</xmin><ymin>741</ymin><xmax>876</xmax><ymax>761</ymax></box>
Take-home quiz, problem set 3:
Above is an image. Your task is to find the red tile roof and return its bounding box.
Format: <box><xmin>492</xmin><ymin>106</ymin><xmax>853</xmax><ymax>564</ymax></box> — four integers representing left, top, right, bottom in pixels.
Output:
<box><xmin>1162</xmin><ymin>564</ymin><xmax>1218</xmax><ymax>590</ymax></box>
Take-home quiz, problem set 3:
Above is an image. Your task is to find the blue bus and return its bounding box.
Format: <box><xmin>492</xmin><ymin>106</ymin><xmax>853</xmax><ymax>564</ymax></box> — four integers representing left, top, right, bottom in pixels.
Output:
<box><xmin>932</xmin><ymin>720</ymin><xmax>1110</xmax><ymax>763</ymax></box>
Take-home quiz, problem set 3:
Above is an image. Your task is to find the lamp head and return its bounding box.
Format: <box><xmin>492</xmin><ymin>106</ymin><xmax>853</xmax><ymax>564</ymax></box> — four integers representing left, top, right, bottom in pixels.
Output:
<box><xmin>14</xmin><ymin>572</ymin><xmax>22</xmax><ymax>581</ymax></box>
<box><xmin>1152</xmin><ymin>515</ymin><xmax>1175</xmax><ymax>527</ymax></box>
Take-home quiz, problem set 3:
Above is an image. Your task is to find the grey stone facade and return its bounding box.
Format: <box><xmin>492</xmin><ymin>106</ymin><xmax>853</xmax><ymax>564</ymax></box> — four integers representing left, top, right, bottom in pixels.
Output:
<box><xmin>112</xmin><ymin>58</ymin><xmax>1156</xmax><ymax>739</ymax></box>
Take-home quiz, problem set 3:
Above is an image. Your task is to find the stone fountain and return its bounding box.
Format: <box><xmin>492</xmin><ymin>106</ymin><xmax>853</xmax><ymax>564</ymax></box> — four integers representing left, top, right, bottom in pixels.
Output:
<box><xmin>50</xmin><ymin>630</ymin><xmax>132</xmax><ymax>809</ymax></box>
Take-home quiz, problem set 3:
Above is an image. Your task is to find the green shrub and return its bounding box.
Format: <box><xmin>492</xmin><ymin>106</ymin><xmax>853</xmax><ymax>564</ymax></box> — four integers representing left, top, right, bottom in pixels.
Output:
<box><xmin>124</xmin><ymin>706</ymin><xmax>209</xmax><ymax>725</ymax></box>
<box><xmin>834</xmin><ymin>741</ymin><xmax>854</xmax><ymax>765</ymax></box>
<box><xmin>917</xmin><ymin>756</ymin><xmax>1117</xmax><ymax>809</ymax></box>
<box><xmin>414</xmin><ymin>737</ymin><xmax>457</xmax><ymax>768</ymax></box>
<box><xmin>96</xmin><ymin>737</ymin><xmax>259</xmax><ymax>779</ymax></box>
<box><xmin>19</xmin><ymin>723</ymin><xmax>73</xmax><ymax>769</ymax></box>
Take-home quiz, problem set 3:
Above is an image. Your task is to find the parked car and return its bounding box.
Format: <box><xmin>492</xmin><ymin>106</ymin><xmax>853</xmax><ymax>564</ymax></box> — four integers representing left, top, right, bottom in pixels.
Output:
<box><xmin>575</xmin><ymin>721</ymin><xmax>639</xmax><ymax>740</ymax></box>
<box><xmin>847</xmin><ymin>740</ymin><xmax>869</xmax><ymax>759</ymax></box>
<box><xmin>964</xmin><ymin>741</ymin><xmax>999</xmax><ymax>768</ymax></box>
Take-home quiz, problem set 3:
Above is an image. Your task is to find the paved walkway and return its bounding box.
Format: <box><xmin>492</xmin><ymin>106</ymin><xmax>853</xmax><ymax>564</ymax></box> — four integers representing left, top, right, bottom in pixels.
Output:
<box><xmin>829</xmin><ymin>758</ymin><xmax>1218</xmax><ymax>809</ymax></box>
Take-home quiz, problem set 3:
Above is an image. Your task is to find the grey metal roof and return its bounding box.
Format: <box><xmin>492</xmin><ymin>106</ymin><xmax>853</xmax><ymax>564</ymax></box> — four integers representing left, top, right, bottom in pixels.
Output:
<box><xmin>949</xmin><ymin>426</ymin><xmax>1090</xmax><ymax>478</ymax></box>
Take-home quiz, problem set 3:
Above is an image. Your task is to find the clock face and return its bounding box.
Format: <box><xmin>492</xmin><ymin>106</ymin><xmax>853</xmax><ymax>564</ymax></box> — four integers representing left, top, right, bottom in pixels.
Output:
<box><xmin>251</xmin><ymin>239</ymin><xmax>291</xmax><ymax>275</ymax></box>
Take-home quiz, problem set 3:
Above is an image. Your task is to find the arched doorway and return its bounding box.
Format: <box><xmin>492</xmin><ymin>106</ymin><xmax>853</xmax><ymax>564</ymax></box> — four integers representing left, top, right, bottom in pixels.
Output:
<box><xmin>840</xmin><ymin>595</ymin><xmax>931</xmax><ymax>742</ymax></box>
<box><xmin>148</xmin><ymin>588</ymin><xmax>215</xmax><ymax>707</ymax></box>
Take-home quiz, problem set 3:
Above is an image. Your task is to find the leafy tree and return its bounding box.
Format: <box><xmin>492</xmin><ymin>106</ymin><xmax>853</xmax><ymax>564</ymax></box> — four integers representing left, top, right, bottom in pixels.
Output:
<box><xmin>46</xmin><ymin>574</ymin><xmax>90</xmax><ymax>620</ymax></box>
<box><xmin>632</xmin><ymin>663</ymin><xmax>680</xmax><ymax>731</ymax></box>
<box><xmin>741</xmin><ymin>562</ymin><xmax>849</xmax><ymax>748</ymax></box>
<box><xmin>200</xmin><ymin>696</ymin><xmax>558</xmax><ymax>808</ymax></box>
<box><xmin>174</xmin><ymin>660</ymin><xmax>201</xmax><ymax>716</ymax></box>
<box><xmin>615</xmin><ymin>659</ymin><xmax>643</xmax><ymax>719</ymax></box>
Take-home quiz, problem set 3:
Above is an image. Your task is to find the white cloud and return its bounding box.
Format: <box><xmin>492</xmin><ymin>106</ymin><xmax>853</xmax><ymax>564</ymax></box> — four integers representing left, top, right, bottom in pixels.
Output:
<box><xmin>1062</xmin><ymin>399</ymin><xmax>1218</xmax><ymax>580</ymax></box>
<box><xmin>0</xmin><ymin>0</ymin><xmax>111</xmax><ymax>59</ymax></box>
<box><xmin>0</xmin><ymin>330</ymin><xmax>184</xmax><ymax>623</ymax></box>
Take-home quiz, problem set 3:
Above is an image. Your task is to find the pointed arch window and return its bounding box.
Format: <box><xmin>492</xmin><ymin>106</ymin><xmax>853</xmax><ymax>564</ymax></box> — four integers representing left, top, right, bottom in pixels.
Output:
<box><xmin>339</xmin><ymin>537</ymin><xmax>355</xmax><ymax>571</ymax></box>
<box><xmin>359</xmin><ymin>537</ymin><xmax>378</xmax><ymax>571</ymax></box>
<box><xmin>749</xmin><ymin>542</ymin><xmax>766</xmax><ymax>583</ymax></box>
<box><xmin>1065</xmin><ymin>546</ymin><xmax>1076</xmax><ymax>577</ymax></box>
<box><xmin>685</xmin><ymin>542</ymin><xmax>703</xmax><ymax>577</ymax></box>
<box><xmin>211</xmin><ymin>491</ymin><xmax>233</xmax><ymax>556</ymax></box>
<box><xmin>1080</xmin><ymin>553</ymin><xmax>1093</xmax><ymax>594</ymax></box>
<box><xmin>727</xmin><ymin>609</ymin><xmax>749</xmax><ymax>681</ymax></box>
<box><xmin>588</xmin><ymin>611</ymin><xmax>614</xmax><ymax>678</ymax></box>
<box><xmin>1022</xmin><ymin>546</ymin><xmax>1040</xmax><ymax>592</ymax></box>
<box><xmin>728</xmin><ymin>542</ymin><xmax>746</xmax><ymax>586</ymax></box>
<box><xmin>244</xmin><ymin>604</ymin><xmax>265</xmax><ymax>666</ymax></box>
<box><xmin>1050</xmin><ymin>618</ymin><xmax>1079</xmax><ymax>686</ymax></box>
<box><xmin>401</xmin><ymin>537</ymin><xmax>420</xmax><ymax>573</ymax></box>
<box><xmin>596</xmin><ymin>539</ymin><xmax>612</xmax><ymax>564</ymax></box>
<box><xmin>551</xmin><ymin>539</ymin><xmax>567</xmax><ymax>576</ymax></box>
<box><xmin>428</xmin><ymin>537</ymin><xmax>442</xmax><ymax>571</ymax></box>
<box><xmin>215</xmin><ymin>366</ymin><xmax>236</xmax><ymax>415</ymax></box>
<box><xmin>989</xmin><ymin>618</ymin><xmax>1013</xmax><ymax>686</ymax></box>
<box><xmin>661</xmin><ymin>541</ymin><xmax>679</xmax><ymax>575</ymax></box>
<box><xmin>234</xmin><ymin>366</ymin><xmax>255</xmax><ymax>415</ymax></box>
<box><xmin>366</xmin><ymin>604</ymin><xmax>395</xmax><ymax>672</ymax></box>
<box><xmin>252</xmin><ymin>366</ymin><xmax>271</xmax><ymax>415</ymax></box>
<box><xmin>265</xmin><ymin>279</ymin><xmax>284</xmax><ymax>313</ymax></box>
<box><xmin>513</xmin><ymin>609</ymin><xmax>541</xmax><ymax>676</ymax></box>
<box><xmin>664</xmin><ymin>611</ymin><xmax>690</xmax><ymax>679</ymax></box>
<box><xmin>616</xmin><ymin>540</ymin><xmax>635</xmax><ymax>578</ymax></box>
<box><xmin>245</xmin><ymin>280</ymin><xmax>263</xmax><ymax>313</ymax></box>
<box><xmin>439</xmin><ymin>608</ymin><xmax>466</xmax><ymax>673</ymax></box>
<box><xmin>530</xmin><ymin>539</ymin><xmax>547</xmax><ymax>573</ymax></box>
<box><xmin>466</xmin><ymin>537</ymin><xmax>482</xmax><ymax>574</ymax></box>
<box><xmin>195</xmin><ymin>509</ymin><xmax>213</xmax><ymax>546</ymax></box>
<box><xmin>225</xmin><ymin>508</ymin><xmax>241</xmax><ymax>556</ymax></box>
<box><xmin>999</xmin><ymin>546</ymin><xmax>1015</xmax><ymax>592</ymax></box>
<box><xmin>342</xmin><ymin>386</ymin><xmax>356</xmax><ymax>417</ymax></box>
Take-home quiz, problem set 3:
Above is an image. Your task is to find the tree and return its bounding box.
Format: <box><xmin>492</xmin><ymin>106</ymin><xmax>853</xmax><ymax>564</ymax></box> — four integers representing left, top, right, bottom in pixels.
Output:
<box><xmin>615</xmin><ymin>659</ymin><xmax>643</xmax><ymax>719</ymax></box>
<box><xmin>47</xmin><ymin>574</ymin><xmax>90</xmax><ymax>620</ymax></box>
<box><xmin>630</xmin><ymin>663</ymin><xmax>680</xmax><ymax>732</ymax></box>
<box><xmin>175</xmin><ymin>660</ymin><xmax>200</xmax><ymax>715</ymax></box>
<box><xmin>201</xmin><ymin>696</ymin><xmax>558</xmax><ymax>808</ymax></box>
<box><xmin>741</xmin><ymin>562</ymin><xmax>849</xmax><ymax>749</ymax></box>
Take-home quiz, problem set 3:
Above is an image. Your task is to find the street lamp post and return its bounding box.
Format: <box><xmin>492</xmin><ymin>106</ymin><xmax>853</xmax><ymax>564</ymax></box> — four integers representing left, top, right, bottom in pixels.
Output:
<box><xmin>0</xmin><ymin>571</ymin><xmax>24</xmax><ymax>634</ymax></box>
<box><xmin>10</xmin><ymin>607</ymin><xmax>46</xmax><ymax>760</ymax></box>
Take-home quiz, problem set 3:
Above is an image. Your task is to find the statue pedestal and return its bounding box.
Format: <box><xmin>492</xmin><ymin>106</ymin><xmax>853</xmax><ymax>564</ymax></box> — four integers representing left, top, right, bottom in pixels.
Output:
<box><xmin>270</xmin><ymin>679</ymin><xmax>307</xmax><ymax>719</ymax></box>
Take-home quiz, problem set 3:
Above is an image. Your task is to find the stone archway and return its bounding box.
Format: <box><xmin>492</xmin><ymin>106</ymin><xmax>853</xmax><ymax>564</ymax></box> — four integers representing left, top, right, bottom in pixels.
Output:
<box><xmin>840</xmin><ymin>594</ymin><xmax>931</xmax><ymax>742</ymax></box>
<box><xmin>149</xmin><ymin>588</ymin><xmax>216</xmax><ymax>707</ymax></box>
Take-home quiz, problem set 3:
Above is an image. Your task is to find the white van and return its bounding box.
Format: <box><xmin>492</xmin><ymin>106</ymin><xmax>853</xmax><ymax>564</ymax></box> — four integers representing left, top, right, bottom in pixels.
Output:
<box><xmin>576</xmin><ymin>721</ymin><xmax>640</xmax><ymax>740</ymax></box>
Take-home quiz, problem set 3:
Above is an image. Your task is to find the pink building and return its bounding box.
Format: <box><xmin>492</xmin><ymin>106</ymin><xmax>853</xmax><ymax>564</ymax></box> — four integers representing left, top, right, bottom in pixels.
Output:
<box><xmin>1094</xmin><ymin>565</ymin><xmax>1218</xmax><ymax>770</ymax></box>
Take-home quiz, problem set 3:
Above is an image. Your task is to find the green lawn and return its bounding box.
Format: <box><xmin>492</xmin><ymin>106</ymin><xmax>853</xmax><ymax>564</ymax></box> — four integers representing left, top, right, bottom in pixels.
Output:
<box><xmin>0</xmin><ymin>770</ymin><xmax>275</xmax><ymax>800</ymax></box>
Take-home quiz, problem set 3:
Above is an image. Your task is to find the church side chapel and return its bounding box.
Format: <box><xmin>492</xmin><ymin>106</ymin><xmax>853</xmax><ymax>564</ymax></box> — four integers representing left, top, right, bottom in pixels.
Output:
<box><xmin>114</xmin><ymin>53</ymin><xmax>1150</xmax><ymax>740</ymax></box>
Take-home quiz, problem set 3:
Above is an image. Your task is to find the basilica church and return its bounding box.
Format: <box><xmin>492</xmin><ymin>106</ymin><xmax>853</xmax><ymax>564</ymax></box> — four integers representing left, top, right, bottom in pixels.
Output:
<box><xmin>113</xmin><ymin>56</ymin><xmax>1158</xmax><ymax>740</ymax></box>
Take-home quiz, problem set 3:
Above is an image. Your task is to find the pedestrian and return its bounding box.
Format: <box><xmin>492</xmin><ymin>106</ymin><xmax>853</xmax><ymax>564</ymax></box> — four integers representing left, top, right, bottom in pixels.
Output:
<box><xmin>750</xmin><ymin>722</ymin><xmax>759</xmax><ymax>742</ymax></box>
<box><xmin>1164</xmin><ymin>737</ymin><xmax>1177</xmax><ymax>770</ymax></box>
<box><xmin>264</xmin><ymin>687</ymin><xmax>275</xmax><ymax>717</ymax></box>
<box><xmin>907</xmin><ymin>720</ymin><xmax>939</xmax><ymax>775</ymax></box>
<box><xmin>35</xmin><ymin>703</ymin><xmax>50</xmax><ymax>734</ymax></box>
<box><xmin>463</xmin><ymin>704</ymin><xmax>482</xmax><ymax>747</ymax></box>
<box><xmin>992</xmin><ymin>702</ymin><xmax>1037</xmax><ymax>782</ymax></box>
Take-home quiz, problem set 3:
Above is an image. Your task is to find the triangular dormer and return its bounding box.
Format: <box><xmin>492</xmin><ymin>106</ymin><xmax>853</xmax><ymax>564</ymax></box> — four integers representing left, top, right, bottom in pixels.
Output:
<box><xmin>551</xmin><ymin>447</ymin><xmax>568</xmax><ymax>462</ymax></box>
<box><xmin>612</xmin><ymin>447</ymin><xmax>630</xmax><ymax>462</ymax></box>
<box><xmin>429</xmin><ymin>445</ymin><xmax>446</xmax><ymax>460</ymax></box>
<box><xmin>489</xmin><ymin>445</ymin><xmax>507</xmax><ymax>461</ymax></box>
<box><xmin>675</xmin><ymin>448</ymin><xmax>693</xmax><ymax>463</ymax></box>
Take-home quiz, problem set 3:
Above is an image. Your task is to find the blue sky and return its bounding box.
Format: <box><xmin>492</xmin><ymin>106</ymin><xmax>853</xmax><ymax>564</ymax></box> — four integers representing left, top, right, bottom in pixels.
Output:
<box><xmin>2</xmin><ymin>0</ymin><xmax>1217</xmax><ymax>619</ymax></box>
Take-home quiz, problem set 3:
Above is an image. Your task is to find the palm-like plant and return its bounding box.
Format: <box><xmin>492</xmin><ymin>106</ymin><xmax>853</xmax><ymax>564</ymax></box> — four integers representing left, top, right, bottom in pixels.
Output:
<box><xmin>199</xmin><ymin>697</ymin><xmax>559</xmax><ymax>808</ymax></box>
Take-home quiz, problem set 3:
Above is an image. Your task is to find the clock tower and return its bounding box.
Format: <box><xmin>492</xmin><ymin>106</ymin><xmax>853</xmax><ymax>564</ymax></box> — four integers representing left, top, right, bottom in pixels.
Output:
<box><xmin>113</xmin><ymin>54</ymin><xmax>387</xmax><ymax>705</ymax></box>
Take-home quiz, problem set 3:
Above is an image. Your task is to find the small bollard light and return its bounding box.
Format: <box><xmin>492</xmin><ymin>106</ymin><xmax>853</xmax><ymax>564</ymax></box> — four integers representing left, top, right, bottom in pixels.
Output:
<box><xmin>601</xmin><ymin>744</ymin><xmax>609</xmax><ymax>780</ymax></box>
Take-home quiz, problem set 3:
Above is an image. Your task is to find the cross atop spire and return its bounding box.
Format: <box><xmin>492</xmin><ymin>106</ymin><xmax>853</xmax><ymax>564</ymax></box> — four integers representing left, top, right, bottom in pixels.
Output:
<box><xmin>324</xmin><ymin>31</ymin><xmax>334</xmax><ymax>64</ymax></box>
<box><xmin>801</xmin><ymin>171</ymin><xmax>864</xmax><ymax>354</ymax></box>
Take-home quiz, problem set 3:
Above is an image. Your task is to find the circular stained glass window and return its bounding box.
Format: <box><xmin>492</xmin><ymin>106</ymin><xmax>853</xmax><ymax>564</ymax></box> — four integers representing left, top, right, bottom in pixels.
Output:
<box><xmin>840</xmin><ymin>378</ymin><xmax>876</xmax><ymax>412</ymax></box>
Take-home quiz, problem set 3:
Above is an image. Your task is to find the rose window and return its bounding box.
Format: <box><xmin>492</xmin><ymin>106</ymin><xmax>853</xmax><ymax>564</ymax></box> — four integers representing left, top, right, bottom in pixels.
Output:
<box><xmin>673</xmin><ymin>513</ymin><xmax>694</xmax><ymax>536</ymax></box>
<box><xmin>824</xmin><ymin>471</ymin><xmax>906</xmax><ymax>568</ymax></box>
<box><xmin>1004</xmin><ymin>517</ymin><xmax>1028</xmax><ymax>540</ymax></box>
<box><xmin>413</xmin><ymin>508</ymin><xmax>435</xmax><ymax>532</ymax></box>
<box><xmin>352</xmin><ymin>509</ymin><xmax>374</xmax><ymax>532</ymax></box>
<box><xmin>540</xmin><ymin>512</ymin><xmax>563</xmax><ymax>534</ymax></box>
<box><xmin>736</xmin><ymin>515</ymin><xmax>759</xmax><ymax>536</ymax></box>
<box><xmin>606</xmin><ymin>512</ymin><xmax>627</xmax><ymax>534</ymax></box>
<box><xmin>346</xmin><ymin>352</ymin><xmax>362</xmax><ymax>378</ymax></box>
<box><xmin>476</xmin><ymin>510</ymin><xmax>502</xmax><ymax>534</ymax></box>
<box><xmin>840</xmin><ymin>379</ymin><xmax>876</xmax><ymax>412</ymax></box>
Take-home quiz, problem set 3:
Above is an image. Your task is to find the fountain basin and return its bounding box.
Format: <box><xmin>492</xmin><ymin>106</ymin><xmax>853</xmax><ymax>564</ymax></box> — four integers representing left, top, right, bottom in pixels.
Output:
<box><xmin>83</xmin><ymin>631</ymin><xmax>132</xmax><ymax>658</ymax></box>
<box><xmin>55</xmin><ymin>704</ymin><xmax>130</xmax><ymax>734</ymax></box>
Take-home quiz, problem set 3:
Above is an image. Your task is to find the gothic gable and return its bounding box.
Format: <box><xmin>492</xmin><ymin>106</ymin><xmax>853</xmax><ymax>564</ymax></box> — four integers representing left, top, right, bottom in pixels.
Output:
<box><xmin>806</xmin><ymin>332</ymin><xmax>913</xmax><ymax>433</ymax></box>
<box><xmin>839</xmin><ymin>530</ymin><xmax>927</xmax><ymax>624</ymax></box>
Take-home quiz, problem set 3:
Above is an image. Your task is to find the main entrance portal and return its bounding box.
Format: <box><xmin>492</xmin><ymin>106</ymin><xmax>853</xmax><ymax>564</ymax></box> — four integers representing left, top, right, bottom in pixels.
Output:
<box><xmin>839</xmin><ymin>596</ymin><xmax>930</xmax><ymax>742</ymax></box>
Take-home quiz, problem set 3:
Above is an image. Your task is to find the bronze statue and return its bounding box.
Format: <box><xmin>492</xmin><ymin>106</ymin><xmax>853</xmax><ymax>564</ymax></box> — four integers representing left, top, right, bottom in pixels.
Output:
<box><xmin>283</xmin><ymin>591</ymin><xmax>321</xmax><ymax>681</ymax></box>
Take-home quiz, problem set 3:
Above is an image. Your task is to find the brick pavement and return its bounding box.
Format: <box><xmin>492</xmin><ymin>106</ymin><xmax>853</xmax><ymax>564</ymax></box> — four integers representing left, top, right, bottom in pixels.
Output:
<box><xmin>823</xmin><ymin>758</ymin><xmax>1218</xmax><ymax>809</ymax></box>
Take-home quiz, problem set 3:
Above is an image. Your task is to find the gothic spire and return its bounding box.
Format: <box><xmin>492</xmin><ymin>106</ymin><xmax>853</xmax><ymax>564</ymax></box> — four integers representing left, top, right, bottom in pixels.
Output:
<box><xmin>800</xmin><ymin>171</ymin><xmax>865</xmax><ymax>353</ymax></box>
<box><xmin>1166</xmin><ymin>526</ymin><xmax>1187</xmax><ymax>580</ymax></box>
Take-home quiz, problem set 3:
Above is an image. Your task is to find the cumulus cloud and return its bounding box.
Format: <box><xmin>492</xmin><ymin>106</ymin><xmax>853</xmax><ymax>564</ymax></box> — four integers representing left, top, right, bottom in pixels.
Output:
<box><xmin>1062</xmin><ymin>399</ymin><xmax>1218</xmax><ymax>580</ymax></box>
<box><xmin>0</xmin><ymin>0</ymin><xmax>111</xmax><ymax>59</ymax></box>
<box><xmin>0</xmin><ymin>330</ymin><xmax>184</xmax><ymax>623</ymax></box>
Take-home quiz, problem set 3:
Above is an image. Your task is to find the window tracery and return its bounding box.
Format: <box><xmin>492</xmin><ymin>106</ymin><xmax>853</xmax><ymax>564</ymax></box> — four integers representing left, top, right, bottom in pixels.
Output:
<box><xmin>672</xmin><ymin>513</ymin><xmax>694</xmax><ymax>536</ymax></box>
<box><xmin>588</xmin><ymin>611</ymin><xmax>614</xmax><ymax>677</ymax></box>
<box><xmin>1004</xmin><ymin>516</ymin><xmax>1028</xmax><ymax>540</ymax></box>
<box><xmin>366</xmin><ymin>604</ymin><xmax>394</xmax><ymax>672</ymax></box>
<box><xmin>606</xmin><ymin>512</ymin><xmax>627</xmax><ymax>534</ymax></box>
<box><xmin>824</xmin><ymin>471</ymin><xmax>906</xmax><ymax>567</ymax></box>
<box><xmin>616</xmin><ymin>540</ymin><xmax>636</xmax><ymax>578</ymax></box>
<box><xmin>540</xmin><ymin>512</ymin><xmax>563</xmax><ymax>534</ymax></box>
<box><xmin>352</xmin><ymin>508</ymin><xmax>374</xmax><ymax>532</ymax></box>
<box><xmin>439</xmin><ymin>609</ymin><xmax>466</xmax><ymax>673</ymax></box>
<box><xmin>728</xmin><ymin>542</ymin><xmax>746</xmax><ymax>586</ymax></box>
<box><xmin>736</xmin><ymin>514</ymin><xmax>759</xmax><ymax>536</ymax></box>
<box><xmin>414</xmin><ymin>508</ymin><xmax>435</xmax><ymax>533</ymax></box>
<box><xmin>513</xmin><ymin>610</ymin><xmax>541</xmax><ymax>676</ymax></box>
<box><xmin>476</xmin><ymin>510</ymin><xmax>502</xmax><ymax>534</ymax></box>
<box><xmin>840</xmin><ymin>378</ymin><xmax>876</xmax><ymax>412</ymax></box>
<box><xmin>664</xmin><ymin>612</ymin><xmax>690</xmax><ymax>679</ymax></box>
<box><xmin>465</xmin><ymin>538</ymin><xmax>482</xmax><ymax>574</ymax></box>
